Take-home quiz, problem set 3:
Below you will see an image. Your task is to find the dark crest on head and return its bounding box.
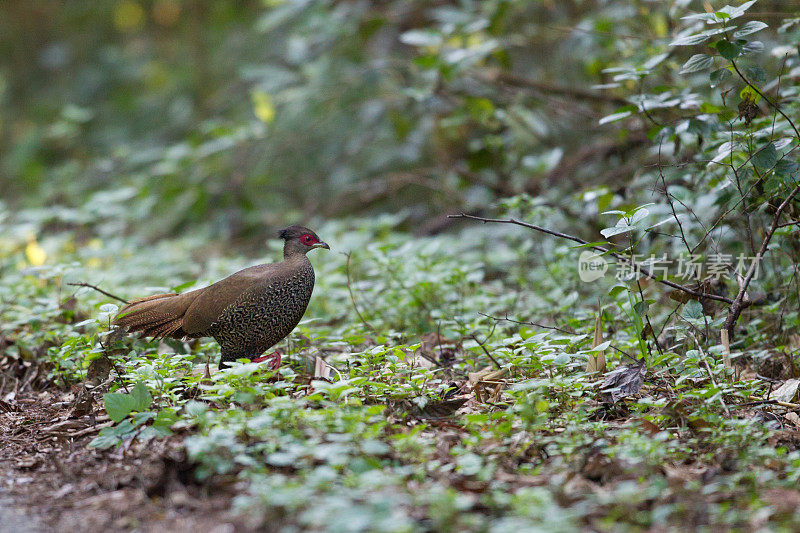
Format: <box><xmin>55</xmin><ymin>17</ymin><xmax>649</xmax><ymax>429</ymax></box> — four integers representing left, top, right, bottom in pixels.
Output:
<box><xmin>278</xmin><ymin>225</ymin><xmax>307</xmax><ymax>240</ymax></box>
<box><xmin>278</xmin><ymin>225</ymin><xmax>321</xmax><ymax>241</ymax></box>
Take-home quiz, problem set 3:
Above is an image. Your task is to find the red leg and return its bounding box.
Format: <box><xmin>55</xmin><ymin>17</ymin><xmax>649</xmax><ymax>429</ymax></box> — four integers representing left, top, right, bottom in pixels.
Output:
<box><xmin>252</xmin><ymin>351</ymin><xmax>281</xmax><ymax>370</ymax></box>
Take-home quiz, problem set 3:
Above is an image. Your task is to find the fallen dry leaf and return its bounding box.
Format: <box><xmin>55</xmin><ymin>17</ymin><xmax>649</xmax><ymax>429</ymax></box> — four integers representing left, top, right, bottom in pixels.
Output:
<box><xmin>392</xmin><ymin>397</ymin><xmax>469</xmax><ymax>419</ymax></box>
<box><xmin>68</xmin><ymin>386</ymin><xmax>94</xmax><ymax>418</ymax></box>
<box><xmin>85</xmin><ymin>357</ymin><xmax>112</xmax><ymax>385</ymax></box>
<box><xmin>633</xmin><ymin>417</ymin><xmax>661</xmax><ymax>436</ymax></box>
<box><xmin>15</xmin><ymin>456</ymin><xmax>42</xmax><ymax>470</ymax></box>
<box><xmin>770</xmin><ymin>379</ymin><xmax>800</xmax><ymax>403</ymax></box>
<box><xmin>40</xmin><ymin>419</ymin><xmax>88</xmax><ymax>436</ymax></box>
<box><xmin>468</xmin><ymin>366</ymin><xmax>508</xmax><ymax>385</ymax></box>
<box><xmin>0</xmin><ymin>399</ymin><xmax>18</xmax><ymax>413</ymax></box>
<box><xmin>469</xmin><ymin>366</ymin><xmax>509</xmax><ymax>403</ymax></box>
<box><xmin>313</xmin><ymin>356</ymin><xmax>337</xmax><ymax>379</ymax></box>
<box><xmin>668</xmin><ymin>290</ymin><xmax>692</xmax><ymax>303</ymax></box>
<box><xmin>601</xmin><ymin>359</ymin><xmax>646</xmax><ymax>403</ymax></box>
<box><xmin>784</xmin><ymin>412</ymin><xmax>800</xmax><ymax>427</ymax></box>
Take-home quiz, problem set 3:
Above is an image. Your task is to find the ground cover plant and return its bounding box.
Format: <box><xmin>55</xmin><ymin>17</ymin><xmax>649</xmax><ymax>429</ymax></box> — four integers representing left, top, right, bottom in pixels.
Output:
<box><xmin>1</xmin><ymin>0</ymin><xmax>800</xmax><ymax>531</ymax></box>
<box><xmin>2</xmin><ymin>208</ymin><xmax>800</xmax><ymax>530</ymax></box>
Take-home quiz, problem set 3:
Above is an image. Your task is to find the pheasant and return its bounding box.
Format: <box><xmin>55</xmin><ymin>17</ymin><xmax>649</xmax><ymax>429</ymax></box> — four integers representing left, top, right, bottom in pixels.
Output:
<box><xmin>114</xmin><ymin>225</ymin><xmax>329</xmax><ymax>369</ymax></box>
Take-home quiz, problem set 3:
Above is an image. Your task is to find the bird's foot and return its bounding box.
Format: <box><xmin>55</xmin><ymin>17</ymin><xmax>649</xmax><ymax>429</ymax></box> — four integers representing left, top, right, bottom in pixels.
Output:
<box><xmin>252</xmin><ymin>351</ymin><xmax>281</xmax><ymax>370</ymax></box>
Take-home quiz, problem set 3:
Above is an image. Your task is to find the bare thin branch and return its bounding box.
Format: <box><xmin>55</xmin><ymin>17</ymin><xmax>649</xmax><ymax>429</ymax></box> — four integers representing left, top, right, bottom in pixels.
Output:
<box><xmin>731</xmin><ymin>59</ymin><xmax>800</xmax><ymax>140</ymax></box>
<box><xmin>478</xmin><ymin>312</ymin><xmax>575</xmax><ymax>335</ymax></box>
<box><xmin>343</xmin><ymin>252</ymin><xmax>376</xmax><ymax>333</ymax></box>
<box><xmin>448</xmin><ymin>213</ymin><xmax>734</xmax><ymax>304</ymax></box>
<box><xmin>724</xmin><ymin>182</ymin><xmax>800</xmax><ymax>336</ymax></box>
<box><xmin>68</xmin><ymin>282</ymin><xmax>129</xmax><ymax>304</ymax></box>
<box><xmin>469</xmin><ymin>334</ymin><xmax>502</xmax><ymax>370</ymax></box>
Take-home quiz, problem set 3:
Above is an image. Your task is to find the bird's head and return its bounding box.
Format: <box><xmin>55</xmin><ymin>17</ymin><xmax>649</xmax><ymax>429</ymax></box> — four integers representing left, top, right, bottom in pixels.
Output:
<box><xmin>279</xmin><ymin>225</ymin><xmax>330</xmax><ymax>257</ymax></box>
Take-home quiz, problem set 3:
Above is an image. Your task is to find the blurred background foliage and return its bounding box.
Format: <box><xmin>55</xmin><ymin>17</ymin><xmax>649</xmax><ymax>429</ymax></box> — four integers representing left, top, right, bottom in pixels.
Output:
<box><xmin>1</xmin><ymin>1</ymin><xmax>798</xmax><ymax>316</ymax></box>
<box><xmin>5</xmin><ymin>0</ymin><xmax>791</xmax><ymax>241</ymax></box>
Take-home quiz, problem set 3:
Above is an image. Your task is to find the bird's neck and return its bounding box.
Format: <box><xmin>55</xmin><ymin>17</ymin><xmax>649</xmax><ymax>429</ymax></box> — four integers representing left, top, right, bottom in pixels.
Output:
<box><xmin>283</xmin><ymin>247</ymin><xmax>309</xmax><ymax>261</ymax></box>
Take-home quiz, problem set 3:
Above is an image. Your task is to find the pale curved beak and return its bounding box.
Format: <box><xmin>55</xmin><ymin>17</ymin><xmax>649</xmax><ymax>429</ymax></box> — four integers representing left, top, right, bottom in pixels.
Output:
<box><xmin>313</xmin><ymin>242</ymin><xmax>331</xmax><ymax>250</ymax></box>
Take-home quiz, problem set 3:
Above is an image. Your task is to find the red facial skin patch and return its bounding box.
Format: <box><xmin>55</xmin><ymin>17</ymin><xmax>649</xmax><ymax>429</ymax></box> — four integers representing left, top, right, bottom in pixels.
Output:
<box><xmin>300</xmin><ymin>234</ymin><xmax>318</xmax><ymax>246</ymax></box>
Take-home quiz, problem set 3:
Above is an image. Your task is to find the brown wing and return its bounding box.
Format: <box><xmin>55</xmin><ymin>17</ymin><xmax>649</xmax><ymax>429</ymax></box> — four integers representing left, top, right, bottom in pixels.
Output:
<box><xmin>114</xmin><ymin>292</ymin><xmax>196</xmax><ymax>339</ymax></box>
<box><xmin>181</xmin><ymin>263</ymin><xmax>283</xmax><ymax>335</ymax></box>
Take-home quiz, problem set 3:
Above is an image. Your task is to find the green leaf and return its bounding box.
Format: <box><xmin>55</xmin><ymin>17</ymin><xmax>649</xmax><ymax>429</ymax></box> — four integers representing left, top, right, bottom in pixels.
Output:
<box><xmin>670</xmin><ymin>33</ymin><xmax>711</xmax><ymax>47</ymax></box>
<box><xmin>681</xmin><ymin>12</ymin><xmax>719</xmax><ymax>22</ymax></box>
<box><xmin>130</xmin><ymin>382</ymin><xmax>153</xmax><ymax>412</ymax></box>
<box><xmin>646</xmin><ymin>124</ymin><xmax>665</xmax><ymax>140</ymax></box>
<box><xmin>599</xmin><ymin>111</ymin><xmax>632</xmax><ymax>125</ymax></box>
<box><xmin>681</xmin><ymin>300</ymin><xmax>704</xmax><ymax>320</ymax></box>
<box><xmin>600</xmin><ymin>225</ymin><xmax>635</xmax><ymax>238</ymax></box>
<box><xmin>643</xmin><ymin>53</ymin><xmax>670</xmax><ymax>70</ymax></box>
<box><xmin>700</xmin><ymin>102</ymin><xmax>723</xmax><ymax>113</ymax></box>
<box><xmin>709</xmin><ymin>68</ymin><xmax>732</xmax><ymax>87</ymax></box>
<box><xmin>184</xmin><ymin>400</ymin><xmax>209</xmax><ymax>417</ymax></box>
<box><xmin>111</xmin><ymin>419</ymin><xmax>136</xmax><ymax>435</ymax></box>
<box><xmin>740</xmin><ymin>85</ymin><xmax>762</xmax><ymax>104</ymax></box>
<box><xmin>648</xmin><ymin>217</ymin><xmax>676</xmax><ymax>230</ymax></box>
<box><xmin>742</xmin><ymin>41</ymin><xmax>764</xmax><ymax>55</ymax></box>
<box><xmin>609</xmin><ymin>285</ymin><xmax>628</xmax><ymax>298</ymax></box>
<box><xmin>774</xmin><ymin>160</ymin><xmax>799</xmax><ymax>181</ymax></box>
<box><xmin>715</xmin><ymin>0</ymin><xmax>756</xmax><ymax>20</ymax></box>
<box><xmin>714</xmin><ymin>40</ymin><xmax>741</xmax><ymax>60</ymax></box>
<box><xmin>670</xmin><ymin>27</ymin><xmax>727</xmax><ymax>47</ymax></box>
<box><xmin>570</xmin><ymin>241</ymin><xmax>613</xmax><ymax>250</ymax></box>
<box><xmin>89</xmin><ymin>429</ymin><xmax>122</xmax><ymax>449</ymax></box>
<box><xmin>102</xmin><ymin>382</ymin><xmax>152</xmax><ymax>422</ymax></box>
<box><xmin>733</xmin><ymin>21</ymin><xmax>768</xmax><ymax>38</ymax></box>
<box><xmin>400</xmin><ymin>30</ymin><xmax>442</xmax><ymax>47</ymax></box>
<box><xmin>413</xmin><ymin>54</ymin><xmax>439</xmax><ymax>69</ymax></box>
<box><xmin>633</xmin><ymin>300</ymin><xmax>649</xmax><ymax>316</ymax></box>
<box><xmin>744</xmin><ymin>66</ymin><xmax>766</xmax><ymax>83</ymax></box>
<box><xmin>131</xmin><ymin>411</ymin><xmax>155</xmax><ymax>427</ymax></box>
<box><xmin>103</xmin><ymin>392</ymin><xmax>137</xmax><ymax>423</ymax></box>
<box><xmin>680</xmin><ymin>54</ymin><xmax>713</xmax><ymax>74</ymax></box>
<box><xmin>90</xmin><ymin>419</ymin><xmax>139</xmax><ymax>448</ymax></box>
<box><xmin>630</xmin><ymin>206</ymin><xmax>650</xmax><ymax>225</ymax></box>
<box><xmin>251</xmin><ymin>91</ymin><xmax>275</xmax><ymax>123</ymax></box>
<box><xmin>138</xmin><ymin>425</ymin><xmax>171</xmax><ymax>441</ymax></box>
<box><xmin>171</xmin><ymin>280</ymin><xmax>197</xmax><ymax>292</ymax></box>
<box><xmin>99</xmin><ymin>303</ymin><xmax>119</xmax><ymax>314</ymax></box>
<box><xmin>153</xmin><ymin>408</ymin><xmax>179</xmax><ymax>429</ymax></box>
<box><xmin>765</xmin><ymin>176</ymin><xmax>782</xmax><ymax>193</ymax></box>
<box><xmin>752</xmin><ymin>143</ymin><xmax>778</xmax><ymax>170</ymax></box>
<box><xmin>465</xmin><ymin>97</ymin><xmax>495</xmax><ymax>122</ymax></box>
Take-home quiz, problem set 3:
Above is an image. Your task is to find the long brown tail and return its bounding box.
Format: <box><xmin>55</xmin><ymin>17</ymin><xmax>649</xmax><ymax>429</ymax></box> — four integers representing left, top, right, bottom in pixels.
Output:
<box><xmin>114</xmin><ymin>292</ymin><xmax>197</xmax><ymax>339</ymax></box>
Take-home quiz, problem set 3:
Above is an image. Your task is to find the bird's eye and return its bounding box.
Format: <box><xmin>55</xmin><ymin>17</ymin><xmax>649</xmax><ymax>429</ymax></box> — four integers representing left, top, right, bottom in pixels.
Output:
<box><xmin>301</xmin><ymin>234</ymin><xmax>316</xmax><ymax>245</ymax></box>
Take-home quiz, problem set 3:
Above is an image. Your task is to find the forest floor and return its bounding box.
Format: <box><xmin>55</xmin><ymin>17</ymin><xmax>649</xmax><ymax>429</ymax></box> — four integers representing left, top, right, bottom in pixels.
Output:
<box><xmin>3</xmin><ymin>225</ymin><xmax>800</xmax><ymax>531</ymax></box>
<box><xmin>0</xmin><ymin>366</ymin><xmax>245</xmax><ymax>533</ymax></box>
<box><xmin>5</xmin><ymin>343</ymin><xmax>800</xmax><ymax>532</ymax></box>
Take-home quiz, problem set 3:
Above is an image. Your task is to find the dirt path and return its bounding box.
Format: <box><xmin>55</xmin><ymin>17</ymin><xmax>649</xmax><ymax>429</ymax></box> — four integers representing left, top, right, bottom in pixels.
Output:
<box><xmin>0</xmin><ymin>499</ymin><xmax>44</xmax><ymax>533</ymax></box>
<box><xmin>0</xmin><ymin>381</ymin><xmax>248</xmax><ymax>533</ymax></box>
